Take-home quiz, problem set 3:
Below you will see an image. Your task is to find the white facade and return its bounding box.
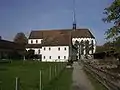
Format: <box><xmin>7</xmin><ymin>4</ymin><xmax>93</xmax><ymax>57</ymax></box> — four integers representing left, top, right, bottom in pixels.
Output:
<box><xmin>41</xmin><ymin>46</ymin><xmax>69</xmax><ymax>62</ymax></box>
<box><xmin>26</xmin><ymin>29</ymin><xmax>96</xmax><ymax>62</ymax></box>
<box><xmin>28</xmin><ymin>39</ymin><xmax>43</xmax><ymax>44</ymax></box>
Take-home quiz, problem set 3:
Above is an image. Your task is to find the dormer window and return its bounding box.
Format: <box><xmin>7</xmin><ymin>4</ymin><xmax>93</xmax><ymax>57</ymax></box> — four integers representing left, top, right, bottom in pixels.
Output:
<box><xmin>31</xmin><ymin>40</ymin><xmax>33</xmax><ymax>44</ymax></box>
<box><xmin>49</xmin><ymin>47</ymin><xmax>51</xmax><ymax>50</ymax></box>
<box><xmin>36</xmin><ymin>40</ymin><xmax>38</xmax><ymax>43</ymax></box>
<box><xmin>44</xmin><ymin>47</ymin><xmax>46</xmax><ymax>50</ymax></box>
<box><xmin>64</xmin><ymin>47</ymin><xmax>66</xmax><ymax>50</ymax></box>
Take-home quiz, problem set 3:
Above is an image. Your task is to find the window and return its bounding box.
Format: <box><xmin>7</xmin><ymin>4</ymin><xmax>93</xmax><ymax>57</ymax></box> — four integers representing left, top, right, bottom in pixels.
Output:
<box><xmin>49</xmin><ymin>47</ymin><xmax>51</xmax><ymax>50</ymax></box>
<box><xmin>44</xmin><ymin>47</ymin><xmax>46</xmax><ymax>50</ymax></box>
<box><xmin>36</xmin><ymin>40</ymin><xmax>38</xmax><ymax>43</ymax></box>
<box><xmin>58</xmin><ymin>47</ymin><xmax>60</xmax><ymax>51</ymax></box>
<box><xmin>64</xmin><ymin>56</ymin><xmax>66</xmax><ymax>59</ymax></box>
<box><xmin>43</xmin><ymin>56</ymin><xmax>45</xmax><ymax>59</ymax></box>
<box><xmin>49</xmin><ymin>56</ymin><xmax>51</xmax><ymax>59</ymax></box>
<box><xmin>64</xmin><ymin>47</ymin><xmax>66</xmax><ymax>50</ymax></box>
<box><xmin>58</xmin><ymin>56</ymin><xmax>60</xmax><ymax>59</ymax></box>
<box><xmin>38</xmin><ymin>49</ymin><xmax>40</xmax><ymax>54</ymax></box>
<box><xmin>31</xmin><ymin>40</ymin><xmax>33</xmax><ymax>44</ymax></box>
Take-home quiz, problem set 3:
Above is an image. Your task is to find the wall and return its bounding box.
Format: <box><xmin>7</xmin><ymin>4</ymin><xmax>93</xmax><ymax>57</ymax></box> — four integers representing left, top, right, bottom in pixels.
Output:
<box><xmin>41</xmin><ymin>46</ymin><xmax>69</xmax><ymax>62</ymax></box>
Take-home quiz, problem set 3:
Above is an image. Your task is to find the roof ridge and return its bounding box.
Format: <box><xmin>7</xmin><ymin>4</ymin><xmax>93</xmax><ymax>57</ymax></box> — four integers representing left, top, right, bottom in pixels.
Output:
<box><xmin>31</xmin><ymin>28</ymin><xmax>89</xmax><ymax>32</ymax></box>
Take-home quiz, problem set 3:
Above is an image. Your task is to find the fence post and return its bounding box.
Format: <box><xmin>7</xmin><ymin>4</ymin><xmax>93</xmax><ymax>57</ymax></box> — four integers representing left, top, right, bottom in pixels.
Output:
<box><xmin>55</xmin><ymin>65</ymin><xmax>56</xmax><ymax>76</ymax></box>
<box><xmin>49</xmin><ymin>66</ymin><xmax>51</xmax><ymax>81</ymax></box>
<box><xmin>15</xmin><ymin>77</ymin><xmax>19</xmax><ymax>90</ymax></box>
<box><xmin>0</xmin><ymin>81</ymin><xmax>2</xmax><ymax>90</ymax></box>
<box><xmin>39</xmin><ymin>70</ymin><xmax>42</xmax><ymax>90</ymax></box>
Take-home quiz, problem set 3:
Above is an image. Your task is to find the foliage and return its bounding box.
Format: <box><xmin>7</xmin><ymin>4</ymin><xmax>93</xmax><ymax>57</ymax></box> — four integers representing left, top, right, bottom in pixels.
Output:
<box><xmin>103</xmin><ymin>0</ymin><xmax>120</xmax><ymax>40</ymax></box>
<box><xmin>14</xmin><ymin>32</ymin><xmax>27</xmax><ymax>45</ymax></box>
<box><xmin>96</xmin><ymin>41</ymin><xmax>113</xmax><ymax>52</ymax></box>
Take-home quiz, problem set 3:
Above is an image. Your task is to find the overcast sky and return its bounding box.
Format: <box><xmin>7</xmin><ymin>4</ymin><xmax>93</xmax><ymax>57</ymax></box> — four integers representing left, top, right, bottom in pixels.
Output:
<box><xmin>0</xmin><ymin>0</ymin><xmax>113</xmax><ymax>45</ymax></box>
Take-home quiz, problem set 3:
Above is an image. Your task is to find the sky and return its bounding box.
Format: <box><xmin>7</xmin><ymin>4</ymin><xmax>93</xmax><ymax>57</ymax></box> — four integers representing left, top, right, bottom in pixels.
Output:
<box><xmin>0</xmin><ymin>0</ymin><xmax>113</xmax><ymax>45</ymax></box>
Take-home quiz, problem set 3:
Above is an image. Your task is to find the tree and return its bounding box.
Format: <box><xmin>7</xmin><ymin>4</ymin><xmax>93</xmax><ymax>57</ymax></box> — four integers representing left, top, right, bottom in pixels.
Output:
<box><xmin>14</xmin><ymin>32</ymin><xmax>27</xmax><ymax>45</ymax></box>
<box><xmin>103</xmin><ymin>0</ymin><xmax>120</xmax><ymax>40</ymax></box>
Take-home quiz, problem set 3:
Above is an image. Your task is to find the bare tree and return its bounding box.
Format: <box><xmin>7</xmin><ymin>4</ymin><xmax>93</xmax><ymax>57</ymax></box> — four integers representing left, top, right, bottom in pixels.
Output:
<box><xmin>14</xmin><ymin>32</ymin><xmax>27</xmax><ymax>45</ymax></box>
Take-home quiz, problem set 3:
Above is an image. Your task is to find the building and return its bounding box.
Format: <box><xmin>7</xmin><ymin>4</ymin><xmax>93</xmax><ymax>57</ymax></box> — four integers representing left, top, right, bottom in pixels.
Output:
<box><xmin>0</xmin><ymin>37</ymin><xmax>25</xmax><ymax>60</ymax></box>
<box><xmin>26</xmin><ymin>28</ymin><xmax>96</xmax><ymax>62</ymax></box>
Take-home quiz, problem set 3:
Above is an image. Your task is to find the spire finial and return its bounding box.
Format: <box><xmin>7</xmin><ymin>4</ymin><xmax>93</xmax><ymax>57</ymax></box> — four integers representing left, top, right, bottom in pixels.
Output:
<box><xmin>73</xmin><ymin>0</ymin><xmax>76</xmax><ymax>30</ymax></box>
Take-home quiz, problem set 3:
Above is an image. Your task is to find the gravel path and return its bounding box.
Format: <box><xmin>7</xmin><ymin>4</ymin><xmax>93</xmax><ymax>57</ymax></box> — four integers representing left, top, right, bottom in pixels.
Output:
<box><xmin>72</xmin><ymin>62</ymin><xmax>94</xmax><ymax>90</ymax></box>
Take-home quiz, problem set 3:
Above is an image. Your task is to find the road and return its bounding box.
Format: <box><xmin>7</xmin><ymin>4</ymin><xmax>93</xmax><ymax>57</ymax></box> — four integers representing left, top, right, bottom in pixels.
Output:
<box><xmin>72</xmin><ymin>62</ymin><xmax>94</xmax><ymax>90</ymax></box>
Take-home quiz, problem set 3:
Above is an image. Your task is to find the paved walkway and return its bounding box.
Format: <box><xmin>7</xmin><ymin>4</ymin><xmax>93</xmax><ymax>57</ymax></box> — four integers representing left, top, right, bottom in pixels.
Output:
<box><xmin>72</xmin><ymin>62</ymin><xmax>94</xmax><ymax>90</ymax></box>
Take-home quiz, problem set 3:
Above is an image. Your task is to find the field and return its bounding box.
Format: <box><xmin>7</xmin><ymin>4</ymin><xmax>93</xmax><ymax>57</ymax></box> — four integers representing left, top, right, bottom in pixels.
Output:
<box><xmin>0</xmin><ymin>60</ymin><xmax>72</xmax><ymax>90</ymax></box>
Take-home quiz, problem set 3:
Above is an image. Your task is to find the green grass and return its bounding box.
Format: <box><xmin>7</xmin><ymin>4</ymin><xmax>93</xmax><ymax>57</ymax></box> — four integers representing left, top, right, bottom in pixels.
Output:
<box><xmin>84</xmin><ymin>69</ymin><xmax>108</xmax><ymax>90</ymax></box>
<box><xmin>0</xmin><ymin>60</ymin><xmax>67</xmax><ymax>90</ymax></box>
<box><xmin>43</xmin><ymin>68</ymin><xmax>73</xmax><ymax>90</ymax></box>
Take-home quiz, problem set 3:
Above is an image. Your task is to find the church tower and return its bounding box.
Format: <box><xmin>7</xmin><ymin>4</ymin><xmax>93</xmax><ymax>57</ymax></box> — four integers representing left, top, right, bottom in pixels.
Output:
<box><xmin>72</xmin><ymin>0</ymin><xmax>76</xmax><ymax>30</ymax></box>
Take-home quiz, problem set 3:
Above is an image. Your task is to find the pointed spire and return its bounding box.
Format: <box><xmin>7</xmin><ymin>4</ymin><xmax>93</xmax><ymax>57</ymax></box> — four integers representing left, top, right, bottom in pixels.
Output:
<box><xmin>72</xmin><ymin>0</ymin><xmax>76</xmax><ymax>30</ymax></box>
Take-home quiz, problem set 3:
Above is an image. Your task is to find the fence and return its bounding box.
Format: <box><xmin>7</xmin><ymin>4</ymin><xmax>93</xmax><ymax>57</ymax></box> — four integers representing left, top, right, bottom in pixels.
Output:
<box><xmin>0</xmin><ymin>62</ymin><xmax>66</xmax><ymax>90</ymax></box>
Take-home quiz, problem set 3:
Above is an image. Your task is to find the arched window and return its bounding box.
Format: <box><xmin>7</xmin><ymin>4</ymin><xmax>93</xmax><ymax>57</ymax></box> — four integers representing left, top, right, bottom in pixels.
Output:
<box><xmin>58</xmin><ymin>56</ymin><xmax>60</xmax><ymax>59</ymax></box>
<box><xmin>64</xmin><ymin>56</ymin><xmax>66</xmax><ymax>59</ymax></box>
<box><xmin>31</xmin><ymin>40</ymin><xmax>33</xmax><ymax>44</ymax></box>
<box><xmin>43</xmin><ymin>56</ymin><xmax>45</xmax><ymax>59</ymax></box>
<box><xmin>36</xmin><ymin>40</ymin><xmax>38</xmax><ymax>43</ymax></box>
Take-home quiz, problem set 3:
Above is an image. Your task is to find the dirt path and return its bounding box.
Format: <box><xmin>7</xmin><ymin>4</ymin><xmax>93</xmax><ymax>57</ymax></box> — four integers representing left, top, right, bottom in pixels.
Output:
<box><xmin>72</xmin><ymin>62</ymin><xmax>94</xmax><ymax>90</ymax></box>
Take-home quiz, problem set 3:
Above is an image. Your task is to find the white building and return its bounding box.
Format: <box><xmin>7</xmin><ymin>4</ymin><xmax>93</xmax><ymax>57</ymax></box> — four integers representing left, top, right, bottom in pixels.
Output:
<box><xmin>26</xmin><ymin>28</ymin><xmax>96</xmax><ymax>62</ymax></box>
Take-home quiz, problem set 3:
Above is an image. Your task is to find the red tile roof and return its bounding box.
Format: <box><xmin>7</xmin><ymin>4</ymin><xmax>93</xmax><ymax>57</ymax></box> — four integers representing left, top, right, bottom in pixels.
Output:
<box><xmin>29</xmin><ymin>28</ymin><xmax>95</xmax><ymax>39</ymax></box>
<box><xmin>28</xmin><ymin>28</ymin><xmax>95</xmax><ymax>46</ymax></box>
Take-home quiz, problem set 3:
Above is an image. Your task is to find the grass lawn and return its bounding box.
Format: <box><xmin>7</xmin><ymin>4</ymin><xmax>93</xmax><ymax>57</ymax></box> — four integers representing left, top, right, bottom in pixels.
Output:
<box><xmin>84</xmin><ymin>69</ymin><xmax>108</xmax><ymax>90</ymax></box>
<box><xmin>0</xmin><ymin>60</ymin><xmax>67</xmax><ymax>90</ymax></box>
<box><xmin>43</xmin><ymin>68</ymin><xmax>73</xmax><ymax>90</ymax></box>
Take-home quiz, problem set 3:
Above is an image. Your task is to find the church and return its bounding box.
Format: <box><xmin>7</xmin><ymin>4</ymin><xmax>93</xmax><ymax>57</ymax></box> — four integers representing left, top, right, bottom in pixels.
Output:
<box><xmin>26</xmin><ymin>27</ymin><xmax>96</xmax><ymax>62</ymax></box>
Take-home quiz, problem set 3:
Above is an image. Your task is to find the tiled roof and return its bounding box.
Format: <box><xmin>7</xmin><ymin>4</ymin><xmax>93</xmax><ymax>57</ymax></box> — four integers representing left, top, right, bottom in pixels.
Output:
<box><xmin>29</xmin><ymin>28</ymin><xmax>95</xmax><ymax>39</ymax></box>
<box><xmin>72</xmin><ymin>29</ymin><xmax>95</xmax><ymax>38</ymax></box>
<box><xmin>28</xmin><ymin>28</ymin><xmax>95</xmax><ymax>46</ymax></box>
<box><xmin>0</xmin><ymin>40</ymin><xmax>24</xmax><ymax>50</ymax></box>
<box><xmin>42</xmin><ymin>34</ymin><xmax>71</xmax><ymax>46</ymax></box>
